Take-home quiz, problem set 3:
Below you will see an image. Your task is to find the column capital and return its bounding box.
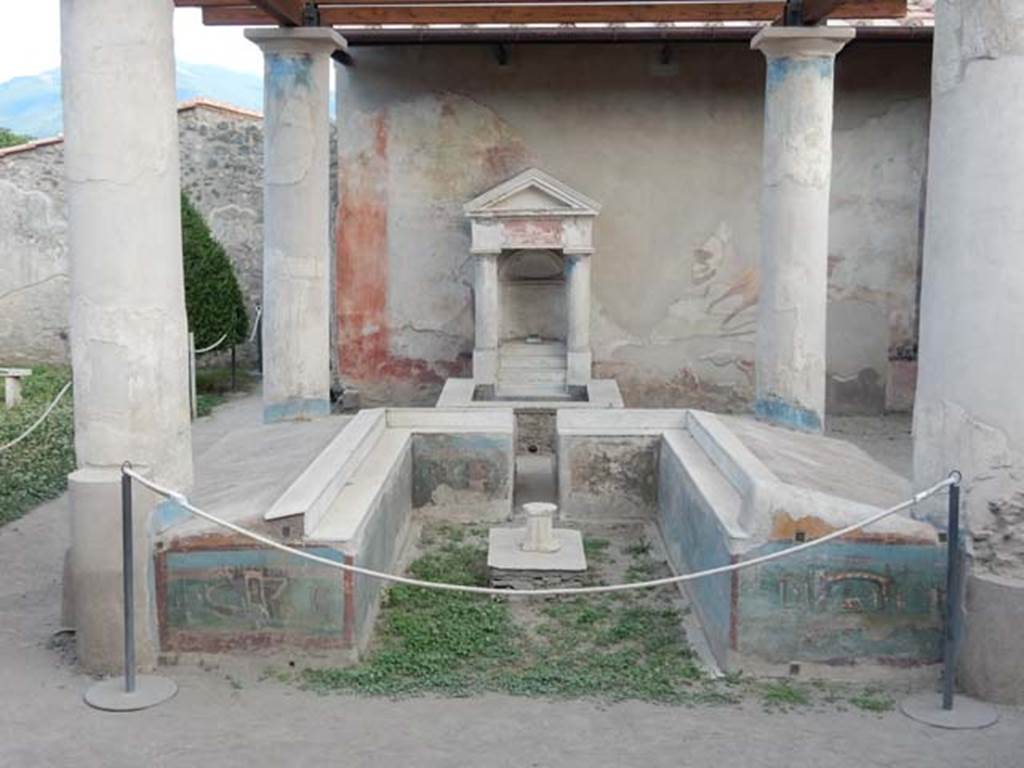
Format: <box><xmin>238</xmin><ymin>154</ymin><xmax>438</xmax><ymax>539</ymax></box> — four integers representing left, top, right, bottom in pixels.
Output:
<box><xmin>751</xmin><ymin>26</ymin><xmax>855</xmax><ymax>60</ymax></box>
<box><xmin>244</xmin><ymin>27</ymin><xmax>347</xmax><ymax>55</ymax></box>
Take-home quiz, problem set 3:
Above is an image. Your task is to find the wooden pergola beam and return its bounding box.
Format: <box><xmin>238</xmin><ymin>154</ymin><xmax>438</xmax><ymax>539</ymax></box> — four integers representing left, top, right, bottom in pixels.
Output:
<box><xmin>180</xmin><ymin>0</ymin><xmax>907</xmax><ymax>26</ymax></box>
<box><xmin>250</xmin><ymin>0</ymin><xmax>307</xmax><ymax>25</ymax></box>
<box><xmin>178</xmin><ymin>0</ymin><xmax>305</xmax><ymax>24</ymax></box>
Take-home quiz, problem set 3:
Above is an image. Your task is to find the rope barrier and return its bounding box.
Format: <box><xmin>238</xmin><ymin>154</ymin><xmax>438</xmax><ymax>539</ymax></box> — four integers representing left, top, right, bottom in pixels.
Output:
<box><xmin>247</xmin><ymin>306</ymin><xmax>262</xmax><ymax>344</ymax></box>
<box><xmin>0</xmin><ymin>381</ymin><xmax>71</xmax><ymax>453</ymax></box>
<box><xmin>194</xmin><ymin>332</ymin><xmax>229</xmax><ymax>355</ymax></box>
<box><xmin>125</xmin><ymin>466</ymin><xmax>956</xmax><ymax>598</ymax></box>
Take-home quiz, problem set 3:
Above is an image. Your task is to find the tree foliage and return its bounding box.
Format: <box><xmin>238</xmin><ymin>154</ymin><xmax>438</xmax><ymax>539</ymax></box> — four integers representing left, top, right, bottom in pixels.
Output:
<box><xmin>181</xmin><ymin>193</ymin><xmax>248</xmax><ymax>349</ymax></box>
<box><xmin>0</xmin><ymin>127</ymin><xmax>31</xmax><ymax>149</ymax></box>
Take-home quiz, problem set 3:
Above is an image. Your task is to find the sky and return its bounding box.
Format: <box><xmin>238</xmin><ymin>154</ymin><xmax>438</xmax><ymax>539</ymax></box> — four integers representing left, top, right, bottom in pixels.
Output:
<box><xmin>0</xmin><ymin>3</ymin><xmax>263</xmax><ymax>85</ymax></box>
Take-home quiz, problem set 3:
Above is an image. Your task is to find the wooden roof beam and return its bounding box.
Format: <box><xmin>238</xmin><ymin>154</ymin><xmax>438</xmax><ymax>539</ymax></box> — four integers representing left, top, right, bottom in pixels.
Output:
<box><xmin>191</xmin><ymin>1</ymin><xmax>907</xmax><ymax>27</ymax></box>
<box><xmin>250</xmin><ymin>0</ymin><xmax>308</xmax><ymax>25</ymax></box>
<box><xmin>177</xmin><ymin>0</ymin><xmax>305</xmax><ymax>26</ymax></box>
<box><xmin>800</xmin><ymin>0</ymin><xmax>902</xmax><ymax>24</ymax></box>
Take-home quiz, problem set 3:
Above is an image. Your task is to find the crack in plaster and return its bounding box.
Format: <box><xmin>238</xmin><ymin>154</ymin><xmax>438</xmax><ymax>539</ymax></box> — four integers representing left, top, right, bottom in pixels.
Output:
<box><xmin>0</xmin><ymin>272</ymin><xmax>69</xmax><ymax>304</ymax></box>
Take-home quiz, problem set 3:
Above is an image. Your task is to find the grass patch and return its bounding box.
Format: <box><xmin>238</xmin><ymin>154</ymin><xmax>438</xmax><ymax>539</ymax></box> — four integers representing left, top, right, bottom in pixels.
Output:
<box><xmin>0</xmin><ymin>366</ymin><xmax>75</xmax><ymax>526</ymax></box>
<box><xmin>582</xmin><ymin>536</ymin><xmax>611</xmax><ymax>561</ymax></box>
<box><xmin>303</xmin><ymin>524</ymin><xmax>707</xmax><ymax>703</ymax></box>
<box><xmin>196</xmin><ymin>393</ymin><xmax>226</xmax><ymax>418</ymax></box>
<box><xmin>849</xmin><ymin>688</ymin><xmax>895</xmax><ymax>713</ymax></box>
<box><xmin>195</xmin><ymin>365</ymin><xmax>255</xmax><ymax>396</ymax></box>
<box><xmin>300</xmin><ymin>524</ymin><xmax>909</xmax><ymax>712</ymax></box>
<box><xmin>303</xmin><ymin>538</ymin><xmax>517</xmax><ymax>697</ymax></box>
<box><xmin>759</xmin><ymin>680</ymin><xmax>812</xmax><ymax>709</ymax></box>
<box><xmin>194</xmin><ymin>365</ymin><xmax>255</xmax><ymax>418</ymax></box>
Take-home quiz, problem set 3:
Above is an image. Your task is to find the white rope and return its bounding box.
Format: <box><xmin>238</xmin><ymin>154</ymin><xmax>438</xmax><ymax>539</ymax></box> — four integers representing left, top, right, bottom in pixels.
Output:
<box><xmin>195</xmin><ymin>332</ymin><xmax>229</xmax><ymax>355</ymax></box>
<box><xmin>247</xmin><ymin>306</ymin><xmax>262</xmax><ymax>344</ymax></box>
<box><xmin>0</xmin><ymin>381</ymin><xmax>71</xmax><ymax>453</ymax></box>
<box><xmin>127</xmin><ymin>467</ymin><xmax>956</xmax><ymax>598</ymax></box>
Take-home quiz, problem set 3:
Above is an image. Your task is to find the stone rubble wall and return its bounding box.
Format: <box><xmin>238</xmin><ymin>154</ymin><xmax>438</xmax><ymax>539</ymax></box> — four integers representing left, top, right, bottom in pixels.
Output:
<box><xmin>0</xmin><ymin>101</ymin><xmax>339</xmax><ymax>369</ymax></box>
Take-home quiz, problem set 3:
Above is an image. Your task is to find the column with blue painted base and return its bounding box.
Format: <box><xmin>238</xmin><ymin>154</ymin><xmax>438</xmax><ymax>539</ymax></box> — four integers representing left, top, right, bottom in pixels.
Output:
<box><xmin>751</xmin><ymin>27</ymin><xmax>854</xmax><ymax>432</ymax></box>
<box><xmin>246</xmin><ymin>28</ymin><xmax>347</xmax><ymax>423</ymax></box>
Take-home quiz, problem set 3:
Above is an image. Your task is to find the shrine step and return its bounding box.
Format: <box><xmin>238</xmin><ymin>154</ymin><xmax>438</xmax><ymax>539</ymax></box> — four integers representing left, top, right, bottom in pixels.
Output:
<box><xmin>500</xmin><ymin>341</ymin><xmax>566</xmax><ymax>358</ymax></box>
<box><xmin>498</xmin><ymin>368</ymin><xmax>567</xmax><ymax>386</ymax></box>
<box><xmin>500</xmin><ymin>354</ymin><xmax>566</xmax><ymax>370</ymax></box>
<box><xmin>494</xmin><ymin>383</ymin><xmax>572</xmax><ymax>400</ymax></box>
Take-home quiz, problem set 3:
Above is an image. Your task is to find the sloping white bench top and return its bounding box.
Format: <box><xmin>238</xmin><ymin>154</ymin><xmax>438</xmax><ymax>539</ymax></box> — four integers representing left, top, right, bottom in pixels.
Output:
<box><xmin>264</xmin><ymin>408</ymin><xmax>515</xmax><ymax>539</ymax></box>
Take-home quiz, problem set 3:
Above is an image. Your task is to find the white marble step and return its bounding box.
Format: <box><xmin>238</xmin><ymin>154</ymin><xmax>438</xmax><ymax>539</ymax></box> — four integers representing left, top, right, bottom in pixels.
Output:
<box><xmin>500</xmin><ymin>354</ymin><xmax>567</xmax><ymax>370</ymax></box>
<box><xmin>498</xmin><ymin>368</ymin><xmax>567</xmax><ymax>386</ymax></box>
<box><xmin>495</xmin><ymin>383</ymin><xmax>572</xmax><ymax>400</ymax></box>
<box><xmin>307</xmin><ymin>428</ymin><xmax>412</xmax><ymax>543</ymax></box>
<box><xmin>500</xmin><ymin>340</ymin><xmax>566</xmax><ymax>358</ymax></box>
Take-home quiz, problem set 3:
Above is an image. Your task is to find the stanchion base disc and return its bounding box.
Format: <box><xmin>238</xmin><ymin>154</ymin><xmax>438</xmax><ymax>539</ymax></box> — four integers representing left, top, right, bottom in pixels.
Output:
<box><xmin>900</xmin><ymin>692</ymin><xmax>999</xmax><ymax>730</ymax></box>
<box><xmin>84</xmin><ymin>675</ymin><xmax>178</xmax><ymax>711</ymax></box>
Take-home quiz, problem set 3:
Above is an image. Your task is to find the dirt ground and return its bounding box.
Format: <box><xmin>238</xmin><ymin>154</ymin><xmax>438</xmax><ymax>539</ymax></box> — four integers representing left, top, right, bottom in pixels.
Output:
<box><xmin>5</xmin><ymin>407</ymin><xmax>1022</xmax><ymax>766</ymax></box>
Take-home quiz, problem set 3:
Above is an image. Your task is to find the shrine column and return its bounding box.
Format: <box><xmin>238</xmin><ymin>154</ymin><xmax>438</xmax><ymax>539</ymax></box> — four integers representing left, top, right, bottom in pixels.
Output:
<box><xmin>473</xmin><ymin>252</ymin><xmax>500</xmax><ymax>385</ymax></box>
<box><xmin>565</xmin><ymin>252</ymin><xmax>592</xmax><ymax>385</ymax></box>
<box><xmin>62</xmin><ymin>0</ymin><xmax>192</xmax><ymax>673</ymax></box>
<box><xmin>246</xmin><ymin>28</ymin><xmax>346</xmax><ymax>422</ymax></box>
<box><xmin>751</xmin><ymin>26</ymin><xmax>854</xmax><ymax>432</ymax></box>
<box><xmin>914</xmin><ymin>0</ymin><xmax>1024</xmax><ymax>705</ymax></box>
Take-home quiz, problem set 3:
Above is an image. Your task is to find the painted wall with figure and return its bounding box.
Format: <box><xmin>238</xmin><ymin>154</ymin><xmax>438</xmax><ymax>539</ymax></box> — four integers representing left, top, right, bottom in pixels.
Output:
<box><xmin>335</xmin><ymin>41</ymin><xmax>931</xmax><ymax>412</ymax></box>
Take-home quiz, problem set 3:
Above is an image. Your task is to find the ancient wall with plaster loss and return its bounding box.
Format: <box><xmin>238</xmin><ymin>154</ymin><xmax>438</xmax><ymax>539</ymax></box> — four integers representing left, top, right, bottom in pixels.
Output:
<box><xmin>334</xmin><ymin>41</ymin><xmax>932</xmax><ymax>411</ymax></box>
<box><xmin>914</xmin><ymin>0</ymin><xmax>1024</xmax><ymax>577</ymax></box>
<box><xmin>0</xmin><ymin>102</ymin><xmax>267</xmax><ymax>365</ymax></box>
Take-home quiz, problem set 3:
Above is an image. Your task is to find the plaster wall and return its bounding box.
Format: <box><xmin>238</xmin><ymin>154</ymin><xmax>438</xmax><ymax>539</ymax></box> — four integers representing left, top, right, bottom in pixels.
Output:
<box><xmin>411</xmin><ymin>432</ymin><xmax>514</xmax><ymax>521</ymax></box>
<box><xmin>557</xmin><ymin>435</ymin><xmax>660</xmax><ymax>522</ymax></box>
<box><xmin>914</xmin><ymin>0</ymin><xmax>1024</xmax><ymax>576</ymax></box>
<box><xmin>335</xmin><ymin>42</ymin><xmax>931</xmax><ymax>410</ymax></box>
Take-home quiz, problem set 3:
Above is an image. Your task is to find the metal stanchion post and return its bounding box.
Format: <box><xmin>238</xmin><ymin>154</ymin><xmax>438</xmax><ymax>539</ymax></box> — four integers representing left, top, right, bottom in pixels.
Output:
<box><xmin>84</xmin><ymin>464</ymin><xmax>178</xmax><ymax>711</ymax></box>
<box><xmin>942</xmin><ymin>478</ymin><xmax>961</xmax><ymax>711</ymax></box>
<box><xmin>900</xmin><ymin>470</ymin><xmax>998</xmax><ymax>729</ymax></box>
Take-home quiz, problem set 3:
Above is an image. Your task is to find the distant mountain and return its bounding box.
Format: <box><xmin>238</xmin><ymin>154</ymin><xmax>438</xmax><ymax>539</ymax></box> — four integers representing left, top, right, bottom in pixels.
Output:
<box><xmin>0</xmin><ymin>64</ymin><xmax>263</xmax><ymax>139</ymax></box>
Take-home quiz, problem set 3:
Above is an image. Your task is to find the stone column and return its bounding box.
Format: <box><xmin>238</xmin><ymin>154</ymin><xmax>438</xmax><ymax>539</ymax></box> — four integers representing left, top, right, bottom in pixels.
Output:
<box><xmin>914</xmin><ymin>0</ymin><xmax>1024</xmax><ymax>705</ymax></box>
<box><xmin>61</xmin><ymin>0</ymin><xmax>192</xmax><ymax>672</ymax></box>
<box><xmin>245</xmin><ymin>28</ymin><xmax>346</xmax><ymax>422</ymax></box>
<box><xmin>565</xmin><ymin>252</ymin><xmax>593</xmax><ymax>385</ymax></box>
<box><xmin>751</xmin><ymin>26</ymin><xmax>854</xmax><ymax>432</ymax></box>
<box><xmin>473</xmin><ymin>252</ymin><xmax>500</xmax><ymax>385</ymax></box>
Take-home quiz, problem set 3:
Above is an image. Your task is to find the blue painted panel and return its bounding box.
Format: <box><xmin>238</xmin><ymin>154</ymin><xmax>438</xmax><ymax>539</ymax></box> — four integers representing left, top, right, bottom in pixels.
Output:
<box><xmin>766</xmin><ymin>57</ymin><xmax>833</xmax><ymax>92</ymax></box>
<box><xmin>754</xmin><ymin>396</ymin><xmax>822</xmax><ymax>432</ymax></box>
<box><xmin>736</xmin><ymin>540</ymin><xmax>944</xmax><ymax>663</ymax></box>
<box><xmin>164</xmin><ymin>546</ymin><xmax>345</xmax><ymax>640</ymax></box>
<box><xmin>263</xmin><ymin>397</ymin><xmax>331</xmax><ymax>423</ymax></box>
<box><xmin>657</xmin><ymin>446</ymin><xmax>734</xmax><ymax>665</ymax></box>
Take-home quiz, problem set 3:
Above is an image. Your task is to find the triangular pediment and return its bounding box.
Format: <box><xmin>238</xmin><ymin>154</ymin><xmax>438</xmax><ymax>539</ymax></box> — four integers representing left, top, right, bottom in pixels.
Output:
<box><xmin>465</xmin><ymin>168</ymin><xmax>601</xmax><ymax>218</ymax></box>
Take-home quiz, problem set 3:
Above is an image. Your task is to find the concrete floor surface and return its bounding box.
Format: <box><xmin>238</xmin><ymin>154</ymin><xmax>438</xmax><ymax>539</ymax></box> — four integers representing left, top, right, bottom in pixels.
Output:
<box><xmin>4</xmin><ymin>402</ymin><xmax>1021</xmax><ymax>767</ymax></box>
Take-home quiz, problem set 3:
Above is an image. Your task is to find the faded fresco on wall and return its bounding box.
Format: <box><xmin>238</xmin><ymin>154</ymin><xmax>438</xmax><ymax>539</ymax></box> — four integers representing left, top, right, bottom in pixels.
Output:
<box><xmin>159</xmin><ymin>546</ymin><xmax>346</xmax><ymax>652</ymax></box>
<box><xmin>736</xmin><ymin>540</ymin><xmax>944</xmax><ymax>663</ymax></box>
<box><xmin>411</xmin><ymin>432</ymin><xmax>513</xmax><ymax>520</ymax></box>
<box><xmin>335</xmin><ymin>42</ymin><xmax>931</xmax><ymax>411</ymax></box>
